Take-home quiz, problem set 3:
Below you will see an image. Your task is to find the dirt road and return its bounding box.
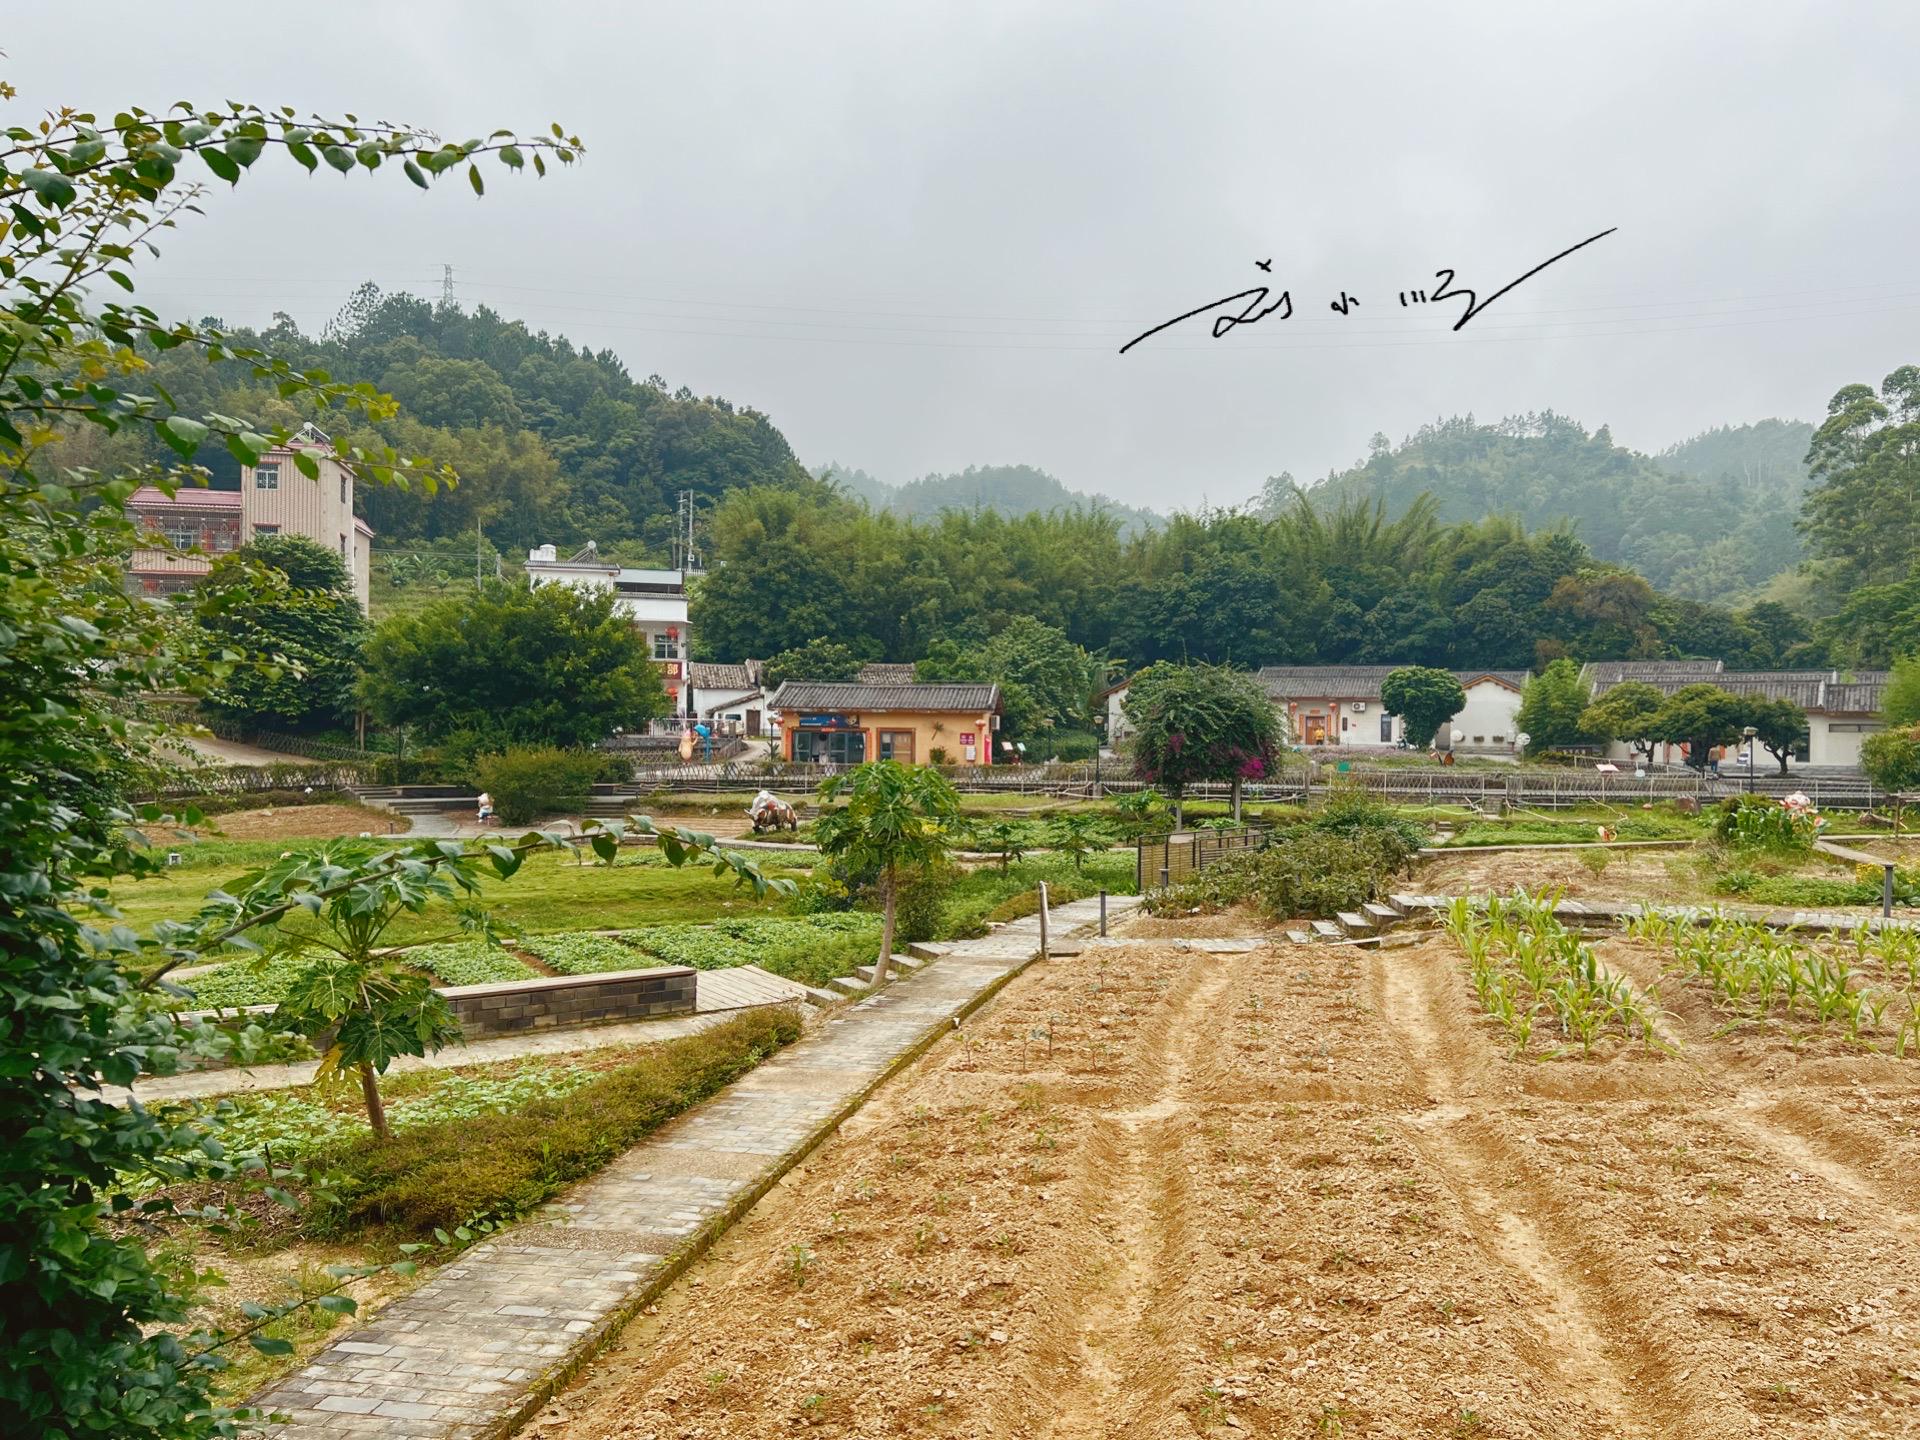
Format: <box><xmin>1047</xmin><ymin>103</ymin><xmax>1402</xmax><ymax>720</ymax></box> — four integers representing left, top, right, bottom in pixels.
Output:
<box><xmin>531</xmin><ymin>922</ymin><xmax>1920</xmax><ymax>1439</ymax></box>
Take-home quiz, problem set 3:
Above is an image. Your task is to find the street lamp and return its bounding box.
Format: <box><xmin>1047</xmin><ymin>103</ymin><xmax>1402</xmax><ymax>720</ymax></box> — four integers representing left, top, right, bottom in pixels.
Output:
<box><xmin>1742</xmin><ymin>725</ymin><xmax>1758</xmax><ymax>794</ymax></box>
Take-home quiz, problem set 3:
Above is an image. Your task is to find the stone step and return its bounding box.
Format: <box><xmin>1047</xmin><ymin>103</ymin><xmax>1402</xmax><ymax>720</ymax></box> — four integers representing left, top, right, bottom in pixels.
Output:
<box><xmin>1311</xmin><ymin>919</ymin><xmax>1345</xmax><ymax>942</ymax></box>
<box><xmin>1362</xmin><ymin>901</ymin><xmax>1401</xmax><ymax>926</ymax></box>
<box><xmin>1285</xmin><ymin>929</ymin><xmax>1313</xmax><ymax>946</ymax></box>
<box><xmin>1387</xmin><ymin>893</ymin><xmax>1420</xmax><ymax>915</ymax></box>
<box><xmin>852</xmin><ymin>963</ymin><xmax>879</xmax><ymax>984</ymax></box>
<box><xmin>799</xmin><ymin>984</ymin><xmax>841</xmax><ymax>1007</ymax></box>
<box><xmin>907</xmin><ymin>941</ymin><xmax>955</xmax><ymax>962</ymax></box>
<box><xmin>829</xmin><ymin>974</ymin><xmax>870</xmax><ymax>996</ymax></box>
<box><xmin>1334</xmin><ymin>911</ymin><xmax>1375</xmax><ymax>936</ymax></box>
<box><xmin>887</xmin><ymin>952</ymin><xmax>923</xmax><ymax>972</ymax></box>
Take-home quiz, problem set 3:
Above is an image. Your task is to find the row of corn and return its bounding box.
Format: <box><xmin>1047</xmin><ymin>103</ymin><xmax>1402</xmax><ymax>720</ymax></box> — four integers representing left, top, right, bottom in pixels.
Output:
<box><xmin>1444</xmin><ymin>889</ymin><xmax>1666</xmax><ymax>1060</ymax></box>
<box><xmin>1624</xmin><ymin>909</ymin><xmax>1920</xmax><ymax>1055</ymax></box>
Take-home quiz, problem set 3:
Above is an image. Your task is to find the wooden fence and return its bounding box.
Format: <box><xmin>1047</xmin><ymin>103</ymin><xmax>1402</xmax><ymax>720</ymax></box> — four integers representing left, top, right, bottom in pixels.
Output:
<box><xmin>1135</xmin><ymin>825</ymin><xmax>1270</xmax><ymax>891</ymax></box>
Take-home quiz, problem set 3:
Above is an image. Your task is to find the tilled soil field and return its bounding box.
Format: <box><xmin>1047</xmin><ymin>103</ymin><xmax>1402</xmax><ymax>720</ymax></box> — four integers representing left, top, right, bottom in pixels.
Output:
<box><xmin>534</xmin><ymin>916</ymin><xmax>1920</xmax><ymax>1440</ymax></box>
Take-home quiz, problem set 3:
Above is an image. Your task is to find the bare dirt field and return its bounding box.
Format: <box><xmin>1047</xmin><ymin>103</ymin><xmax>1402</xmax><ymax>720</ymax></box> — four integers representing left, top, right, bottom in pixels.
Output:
<box><xmin>198</xmin><ymin>803</ymin><xmax>409</xmax><ymax>840</ymax></box>
<box><xmin>526</xmin><ymin>906</ymin><xmax>1920</xmax><ymax>1440</ymax></box>
<box><xmin>1420</xmin><ymin>847</ymin><xmax>1704</xmax><ymax>903</ymax></box>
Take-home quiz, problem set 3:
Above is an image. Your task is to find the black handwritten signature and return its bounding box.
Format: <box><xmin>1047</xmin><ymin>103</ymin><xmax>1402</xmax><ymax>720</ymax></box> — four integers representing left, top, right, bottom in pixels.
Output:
<box><xmin>1118</xmin><ymin>227</ymin><xmax>1618</xmax><ymax>354</ymax></box>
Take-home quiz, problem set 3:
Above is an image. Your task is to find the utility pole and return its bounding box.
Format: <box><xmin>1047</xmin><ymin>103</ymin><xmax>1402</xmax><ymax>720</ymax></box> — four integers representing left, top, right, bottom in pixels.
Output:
<box><xmin>475</xmin><ymin>520</ymin><xmax>484</xmax><ymax>592</ymax></box>
<box><xmin>441</xmin><ymin>263</ymin><xmax>455</xmax><ymax>310</ymax></box>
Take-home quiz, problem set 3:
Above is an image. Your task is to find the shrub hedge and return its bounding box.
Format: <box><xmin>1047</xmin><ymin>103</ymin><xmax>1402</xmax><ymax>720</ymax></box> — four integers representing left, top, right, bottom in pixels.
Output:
<box><xmin>299</xmin><ymin>1005</ymin><xmax>803</xmax><ymax>1236</ymax></box>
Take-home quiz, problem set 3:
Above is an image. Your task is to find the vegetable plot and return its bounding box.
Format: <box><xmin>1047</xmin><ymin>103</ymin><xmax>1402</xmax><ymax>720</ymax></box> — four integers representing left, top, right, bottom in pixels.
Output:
<box><xmin>1444</xmin><ymin>890</ymin><xmax>1666</xmax><ymax>1058</ymax></box>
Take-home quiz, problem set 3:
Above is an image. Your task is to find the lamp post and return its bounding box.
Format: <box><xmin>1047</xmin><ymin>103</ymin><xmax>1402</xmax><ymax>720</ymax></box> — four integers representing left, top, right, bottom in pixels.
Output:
<box><xmin>1742</xmin><ymin>725</ymin><xmax>1758</xmax><ymax>794</ymax></box>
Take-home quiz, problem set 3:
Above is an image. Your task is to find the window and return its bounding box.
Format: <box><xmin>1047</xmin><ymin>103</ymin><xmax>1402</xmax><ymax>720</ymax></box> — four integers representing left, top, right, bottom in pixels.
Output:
<box><xmin>1492</xmin><ymin>734</ymin><xmax>1506</xmax><ymax>744</ymax></box>
<box><xmin>878</xmin><ymin>730</ymin><xmax>915</xmax><ymax>763</ymax></box>
<box><xmin>1341</xmin><ymin>716</ymin><xmax>1349</xmax><ymax>733</ymax></box>
<box><xmin>653</xmin><ymin>632</ymin><xmax>680</xmax><ymax>660</ymax></box>
<box><xmin>339</xmin><ymin>535</ymin><xmax>348</xmax><ymax>561</ymax></box>
<box><xmin>254</xmin><ymin>463</ymin><xmax>280</xmax><ymax>490</ymax></box>
<box><xmin>799</xmin><ymin>729</ymin><xmax>865</xmax><ymax>765</ymax></box>
<box><xmin>339</xmin><ymin>475</ymin><xmax>348</xmax><ymax>504</ymax></box>
<box><xmin>1379</xmin><ymin>712</ymin><xmax>1393</xmax><ymax>743</ymax></box>
<box><xmin>1472</xmin><ymin>736</ymin><xmax>1485</xmax><ymax>745</ymax></box>
<box><xmin>253</xmin><ymin>523</ymin><xmax>279</xmax><ymax>536</ymax></box>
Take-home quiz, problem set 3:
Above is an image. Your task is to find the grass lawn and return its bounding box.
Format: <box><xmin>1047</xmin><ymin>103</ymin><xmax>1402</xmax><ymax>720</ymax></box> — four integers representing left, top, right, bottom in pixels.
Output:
<box><xmin>100</xmin><ymin>844</ymin><xmax>816</xmax><ymax>950</ymax></box>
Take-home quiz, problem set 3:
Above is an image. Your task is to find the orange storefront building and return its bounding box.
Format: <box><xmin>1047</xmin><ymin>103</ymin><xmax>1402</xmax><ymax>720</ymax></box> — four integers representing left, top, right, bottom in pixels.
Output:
<box><xmin>766</xmin><ymin>681</ymin><xmax>1003</xmax><ymax>766</ymax></box>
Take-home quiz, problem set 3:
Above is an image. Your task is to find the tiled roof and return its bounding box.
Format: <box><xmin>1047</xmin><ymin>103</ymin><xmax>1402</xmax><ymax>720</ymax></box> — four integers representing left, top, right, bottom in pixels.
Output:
<box><xmin>1255</xmin><ymin>666</ymin><xmax>1530</xmax><ymax>700</ymax></box>
<box><xmin>1585</xmin><ymin>659</ymin><xmax>1724</xmax><ymax>685</ymax></box>
<box><xmin>857</xmin><ymin>662</ymin><xmax>919</xmax><ymax>685</ymax></box>
<box><xmin>1588</xmin><ymin>666</ymin><xmax>1885</xmax><ymax>714</ymax></box>
<box><xmin>1823</xmin><ymin>681</ymin><xmax>1886</xmax><ymax>715</ymax></box>
<box><xmin>689</xmin><ymin>661</ymin><xmax>760</xmax><ymax>690</ymax></box>
<box><xmin>127</xmin><ymin>485</ymin><xmax>241</xmax><ymax>509</ymax></box>
<box><xmin>769</xmin><ymin>681</ymin><xmax>1001</xmax><ymax>713</ymax></box>
<box><xmin>1455</xmin><ymin>670</ymin><xmax>1532</xmax><ymax>690</ymax></box>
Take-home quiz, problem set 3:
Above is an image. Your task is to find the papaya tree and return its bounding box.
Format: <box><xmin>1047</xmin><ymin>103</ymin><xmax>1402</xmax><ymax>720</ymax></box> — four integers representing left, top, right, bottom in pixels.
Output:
<box><xmin>814</xmin><ymin>761</ymin><xmax>960</xmax><ymax>983</ymax></box>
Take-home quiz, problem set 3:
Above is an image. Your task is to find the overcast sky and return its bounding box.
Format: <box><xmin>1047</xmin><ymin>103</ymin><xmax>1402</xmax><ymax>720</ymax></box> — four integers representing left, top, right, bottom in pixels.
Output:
<box><xmin>16</xmin><ymin>3</ymin><xmax>1919</xmax><ymax>508</ymax></box>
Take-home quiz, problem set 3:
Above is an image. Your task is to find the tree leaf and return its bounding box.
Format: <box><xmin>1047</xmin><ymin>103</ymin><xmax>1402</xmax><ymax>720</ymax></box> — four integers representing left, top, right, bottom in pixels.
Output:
<box><xmin>159</xmin><ymin>416</ymin><xmax>209</xmax><ymax>458</ymax></box>
<box><xmin>467</xmin><ymin>162</ymin><xmax>484</xmax><ymax>196</ymax></box>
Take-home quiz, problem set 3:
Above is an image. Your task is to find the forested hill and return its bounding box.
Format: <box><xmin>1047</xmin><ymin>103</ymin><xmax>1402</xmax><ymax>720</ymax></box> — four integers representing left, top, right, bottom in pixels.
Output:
<box><xmin>821</xmin><ymin>462</ymin><xmax>1162</xmax><ymax>536</ymax></box>
<box><xmin>73</xmin><ymin>284</ymin><xmax>808</xmax><ymax>558</ymax></box>
<box><xmin>1282</xmin><ymin>413</ymin><xmax>1814</xmax><ymax>605</ymax></box>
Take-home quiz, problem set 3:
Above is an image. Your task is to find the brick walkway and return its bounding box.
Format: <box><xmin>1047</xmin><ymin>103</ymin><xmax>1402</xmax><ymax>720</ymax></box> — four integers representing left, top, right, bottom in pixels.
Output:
<box><xmin>247</xmin><ymin>895</ymin><xmax>1135</xmax><ymax>1439</ymax></box>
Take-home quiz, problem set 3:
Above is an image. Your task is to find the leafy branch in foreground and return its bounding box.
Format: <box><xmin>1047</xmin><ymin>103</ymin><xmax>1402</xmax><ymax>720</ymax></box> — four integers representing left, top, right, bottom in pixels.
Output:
<box><xmin>0</xmin><ymin>70</ymin><xmax>582</xmax><ymax>1440</ymax></box>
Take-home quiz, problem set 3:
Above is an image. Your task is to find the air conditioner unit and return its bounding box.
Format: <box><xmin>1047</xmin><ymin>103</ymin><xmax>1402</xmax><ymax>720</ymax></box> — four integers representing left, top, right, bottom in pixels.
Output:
<box><xmin>1353</xmin><ymin>701</ymin><xmax>1368</xmax><ymax>712</ymax></box>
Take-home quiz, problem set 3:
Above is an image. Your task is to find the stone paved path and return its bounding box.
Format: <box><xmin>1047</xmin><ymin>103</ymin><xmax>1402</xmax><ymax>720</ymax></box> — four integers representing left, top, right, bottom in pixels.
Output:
<box><xmin>247</xmin><ymin>894</ymin><xmax>1136</xmax><ymax>1439</ymax></box>
<box><xmin>117</xmin><ymin>967</ymin><xmax>815</xmax><ymax>1108</ymax></box>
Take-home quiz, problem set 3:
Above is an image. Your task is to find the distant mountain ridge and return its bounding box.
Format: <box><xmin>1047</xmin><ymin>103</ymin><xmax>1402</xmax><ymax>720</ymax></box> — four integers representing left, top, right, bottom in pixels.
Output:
<box><xmin>819</xmin><ymin>462</ymin><xmax>1162</xmax><ymax>537</ymax></box>
<box><xmin>1283</xmin><ymin>413</ymin><xmax>1814</xmax><ymax>605</ymax></box>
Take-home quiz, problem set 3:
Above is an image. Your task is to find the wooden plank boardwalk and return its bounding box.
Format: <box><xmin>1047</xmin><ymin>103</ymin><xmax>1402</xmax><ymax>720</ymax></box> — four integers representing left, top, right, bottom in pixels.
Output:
<box><xmin>692</xmin><ymin>964</ymin><xmax>814</xmax><ymax>1012</ymax></box>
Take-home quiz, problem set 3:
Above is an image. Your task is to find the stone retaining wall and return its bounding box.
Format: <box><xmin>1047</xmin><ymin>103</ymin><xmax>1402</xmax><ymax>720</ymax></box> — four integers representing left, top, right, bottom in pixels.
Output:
<box><xmin>438</xmin><ymin>967</ymin><xmax>697</xmax><ymax>1036</ymax></box>
<box><xmin>175</xmin><ymin>966</ymin><xmax>700</xmax><ymax>1055</ymax></box>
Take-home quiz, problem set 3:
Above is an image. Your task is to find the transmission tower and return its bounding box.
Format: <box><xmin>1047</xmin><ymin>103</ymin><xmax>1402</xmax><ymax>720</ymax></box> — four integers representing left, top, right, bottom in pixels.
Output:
<box><xmin>440</xmin><ymin>263</ymin><xmax>455</xmax><ymax>309</ymax></box>
<box><xmin>673</xmin><ymin>490</ymin><xmax>704</xmax><ymax>574</ymax></box>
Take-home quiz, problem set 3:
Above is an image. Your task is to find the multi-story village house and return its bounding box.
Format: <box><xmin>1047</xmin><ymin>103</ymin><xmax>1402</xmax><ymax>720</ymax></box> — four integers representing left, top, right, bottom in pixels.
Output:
<box><xmin>126</xmin><ymin>423</ymin><xmax>372</xmax><ymax>611</ymax></box>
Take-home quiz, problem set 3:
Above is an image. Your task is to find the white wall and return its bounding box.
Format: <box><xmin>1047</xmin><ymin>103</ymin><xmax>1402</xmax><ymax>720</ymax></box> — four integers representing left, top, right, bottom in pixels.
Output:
<box><xmin>1811</xmin><ymin>716</ymin><xmax>1882</xmax><ymax>768</ymax></box>
<box><xmin>1449</xmin><ymin>682</ymin><xmax>1523</xmax><ymax>752</ymax></box>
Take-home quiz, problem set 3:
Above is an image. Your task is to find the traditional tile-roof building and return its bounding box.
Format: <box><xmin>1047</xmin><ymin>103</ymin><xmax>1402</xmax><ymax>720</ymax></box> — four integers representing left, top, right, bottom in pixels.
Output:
<box><xmin>1254</xmin><ymin>666</ymin><xmax>1530</xmax><ymax>751</ymax></box>
<box><xmin>767</xmin><ymin>681</ymin><xmax>1002</xmax><ymax>766</ymax></box>
<box><xmin>688</xmin><ymin>660</ymin><xmax>768</xmax><ymax>736</ymax></box>
<box><xmin>1579</xmin><ymin>661</ymin><xmax>1889</xmax><ymax>769</ymax></box>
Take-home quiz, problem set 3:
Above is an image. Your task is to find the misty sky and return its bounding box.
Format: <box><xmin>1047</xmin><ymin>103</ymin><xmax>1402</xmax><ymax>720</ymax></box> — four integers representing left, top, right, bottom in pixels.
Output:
<box><xmin>15</xmin><ymin>3</ymin><xmax>1919</xmax><ymax>509</ymax></box>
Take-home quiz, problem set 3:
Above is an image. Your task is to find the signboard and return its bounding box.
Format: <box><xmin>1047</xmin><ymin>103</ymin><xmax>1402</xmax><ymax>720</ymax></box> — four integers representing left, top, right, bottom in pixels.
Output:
<box><xmin>799</xmin><ymin>713</ymin><xmax>857</xmax><ymax>729</ymax></box>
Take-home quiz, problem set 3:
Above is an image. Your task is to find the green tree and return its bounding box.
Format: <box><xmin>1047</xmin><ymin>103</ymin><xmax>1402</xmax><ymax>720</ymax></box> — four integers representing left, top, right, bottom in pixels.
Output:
<box><xmin>763</xmin><ymin>636</ymin><xmax>863</xmax><ymax>692</ymax></box>
<box><xmin>1123</xmin><ymin>663</ymin><xmax>1282</xmax><ymax>824</ymax></box>
<box><xmin>0</xmin><ymin>81</ymin><xmax>579</xmax><ymax>1440</ymax></box>
<box><xmin>1861</xmin><ymin>725</ymin><xmax>1920</xmax><ymax>829</ymax></box>
<box><xmin>1513</xmin><ymin>658</ymin><xmax>1589</xmax><ymax>750</ymax></box>
<box><xmin>1651</xmin><ymin>684</ymin><xmax>1748</xmax><ymax>771</ymax></box>
<box><xmin>1746</xmin><ymin>696</ymin><xmax>1808</xmax><ymax>776</ymax></box>
<box><xmin>361</xmin><ymin>580</ymin><xmax>666</xmax><ymax>746</ymax></box>
<box><xmin>813</xmin><ymin>762</ymin><xmax>961</xmax><ymax>984</ymax></box>
<box><xmin>1579</xmin><ymin>680</ymin><xmax>1665</xmax><ymax>765</ymax></box>
<box><xmin>1043</xmin><ymin>811</ymin><xmax>1110</xmax><ymax>871</ymax></box>
<box><xmin>1380</xmin><ymin>666</ymin><xmax>1467</xmax><ymax>750</ymax></box>
<box><xmin>1882</xmin><ymin>656</ymin><xmax>1920</xmax><ymax>728</ymax></box>
<box><xmin>969</xmin><ymin>819</ymin><xmax>1029</xmax><ymax>871</ymax></box>
<box><xmin>1801</xmin><ymin>366</ymin><xmax>1920</xmax><ymax>596</ymax></box>
<box><xmin>194</xmin><ymin>534</ymin><xmax>366</xmax><ymax>729</ymax></box>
